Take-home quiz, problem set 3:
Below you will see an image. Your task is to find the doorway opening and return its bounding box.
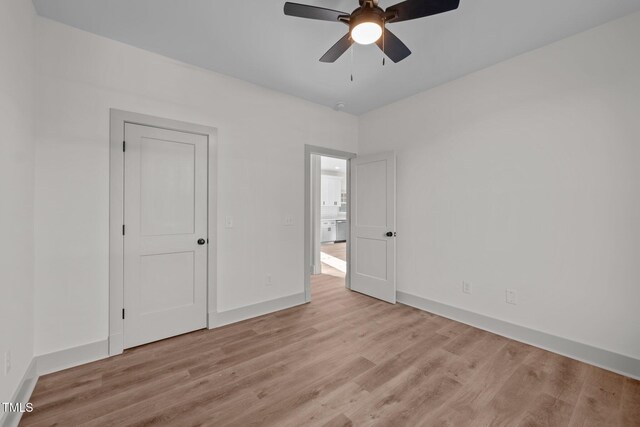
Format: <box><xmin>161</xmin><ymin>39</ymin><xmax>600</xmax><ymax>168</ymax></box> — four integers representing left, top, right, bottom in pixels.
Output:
<box><xmin>317</xmin><ymin>156</ymin><xmax>348</xmax><ymax>289</ymax></box>
<box><xmin>304</xmin><ymin>145</ymin><xmax>355</xmax><ymax>302</ymax></box>
<box><xmin>305</xmin><ymin>147</ymin><xmax>396</xmax><ymax>304</ymax></box>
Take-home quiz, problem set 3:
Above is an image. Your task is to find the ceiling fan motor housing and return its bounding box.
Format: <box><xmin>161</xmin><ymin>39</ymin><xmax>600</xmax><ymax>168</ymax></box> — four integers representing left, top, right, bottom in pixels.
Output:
<box><xmin>283</xmin><ymin>0</ymin><xmax>461</xmax><ymax>62</ymax></box>
<box><xmin>350</xmin><ymin>3</ymin><xmax>386</xmax><ymax>34</ymax></box>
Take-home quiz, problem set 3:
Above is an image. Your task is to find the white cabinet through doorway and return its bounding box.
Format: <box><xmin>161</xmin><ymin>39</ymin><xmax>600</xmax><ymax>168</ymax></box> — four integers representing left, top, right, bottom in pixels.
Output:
<box><xmin>321</xmin><ymin>175</ymin><xmax>342</xmax><ymax>207</ymax></box>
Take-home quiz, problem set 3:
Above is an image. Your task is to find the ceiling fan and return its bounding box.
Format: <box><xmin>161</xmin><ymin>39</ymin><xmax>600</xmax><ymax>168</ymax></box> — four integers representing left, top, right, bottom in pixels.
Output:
<box><xmin>284</xmin><ymin>0</ymin><xmax>460</xmax><ymax>63</ymax></box>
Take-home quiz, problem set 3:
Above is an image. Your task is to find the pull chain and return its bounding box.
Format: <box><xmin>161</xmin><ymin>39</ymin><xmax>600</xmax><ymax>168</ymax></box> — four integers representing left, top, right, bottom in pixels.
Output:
<box><xmin>382</xmin><ymin>20</ymin><xmax>386</xmax><ymax>66</ymax></box>
<box><xmin>350</xmin><ymin>42</ymin><xmax>354</xmax><ymax>82</ymax></box>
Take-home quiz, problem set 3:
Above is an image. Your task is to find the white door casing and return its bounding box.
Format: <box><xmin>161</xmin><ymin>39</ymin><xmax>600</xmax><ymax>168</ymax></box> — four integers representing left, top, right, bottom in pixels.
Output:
<box><xmin>350</xmin><ymin>151</ymin><xmax>396</xmax><ymax>303</ymax></box>
<box><xmin>123</xmin><ymin>123</ymin><xmax>208</xmax><ymax>349</ymax></box>
<box><xmin>304</xmin><ymin>145</ymin><xmax>356</xmax><ymax>302</ymax></box>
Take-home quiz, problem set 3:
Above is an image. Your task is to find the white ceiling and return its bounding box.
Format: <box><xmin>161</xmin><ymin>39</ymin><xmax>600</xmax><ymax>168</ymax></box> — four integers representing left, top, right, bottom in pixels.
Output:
<box><xmin>33</xmin><ymin>0</ymin><xmax>640</xmax><ymax>114</ymax></box>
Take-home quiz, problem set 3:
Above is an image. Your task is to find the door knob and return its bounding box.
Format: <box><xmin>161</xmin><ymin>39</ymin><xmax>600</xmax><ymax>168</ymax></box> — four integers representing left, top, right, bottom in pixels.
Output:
<box><xmin>386</xmin><ymin>232</ymin><xmax>394</xmax><ymax>237</ymax></box>
<box><xmin>197</xmin><ymin>238</ymin><xmax>206</xmax><ymax>245</ymax></box>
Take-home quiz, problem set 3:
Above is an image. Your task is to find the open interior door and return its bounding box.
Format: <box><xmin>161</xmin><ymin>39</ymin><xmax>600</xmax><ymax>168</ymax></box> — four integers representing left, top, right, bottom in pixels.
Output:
<box><xmin>350</xmin><ymin>151</ymin><xmax>396</xmax><ymax>303</ymax></box>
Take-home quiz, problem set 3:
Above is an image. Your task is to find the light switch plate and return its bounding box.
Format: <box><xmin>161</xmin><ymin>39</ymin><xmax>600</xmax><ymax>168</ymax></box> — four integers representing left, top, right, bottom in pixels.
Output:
<box><xmin>462</xmin><ymin>282</ymin><xmax>472</xmax><ymax>294</ymax></box>
<box><xmin>225</xmin><ymin>216</ymin><xmax>233</xmax><ymax>228</ymax></box>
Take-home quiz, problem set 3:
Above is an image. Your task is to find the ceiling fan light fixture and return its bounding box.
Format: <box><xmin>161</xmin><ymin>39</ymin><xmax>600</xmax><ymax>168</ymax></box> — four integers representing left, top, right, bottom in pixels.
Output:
<box><xmin>283</xmin><ymin>0</ymin><xmax>461</xmax><ymax>63</ymax></box>
<box><xmin>351</xmin><ymin>21</ymin><xmax>382</xmax><ymax>45</ymax></box>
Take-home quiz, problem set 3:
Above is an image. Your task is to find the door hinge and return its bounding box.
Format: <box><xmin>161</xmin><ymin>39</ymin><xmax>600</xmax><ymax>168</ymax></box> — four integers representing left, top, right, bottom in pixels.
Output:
<box><xmin>122</xmin><ymin>308</ymin><xmax>125</xmax><ymax>319</ymax></box>
<box><xmin>122</xmin><ymin>224</ymin><xmax>125</xmax><ymax>236</ymax></box>
<box><xmin>123</xmin><ymin>141</ymin><xmax>126</xmax><ymax>152</ymax></box>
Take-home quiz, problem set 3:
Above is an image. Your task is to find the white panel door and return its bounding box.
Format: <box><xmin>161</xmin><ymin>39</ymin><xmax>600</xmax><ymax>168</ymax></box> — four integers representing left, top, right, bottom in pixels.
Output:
<box><xmin>350</xmin><ymin>152</ymin><xmax>396</xmax><ymax>303</ymax></box>
<box><xmin>123</xmin><ymin>123</ymin><xmax>208</xmax><ymax>349</ymax></box>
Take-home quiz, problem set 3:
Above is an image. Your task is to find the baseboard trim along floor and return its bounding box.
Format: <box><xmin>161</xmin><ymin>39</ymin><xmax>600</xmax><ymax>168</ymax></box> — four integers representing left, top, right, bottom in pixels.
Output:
<box><xmin>209</xmin><ymin>292</ymin><xmax>307</xmax><ymax>329</ymax></box>
<box><xmin>29</xmin><ymin>291</ymin><xmax>640</xmax><ymax>381</ymax></box>
<box><xmin>35</xmin><ymin>339</ymin><xmax>109</xmax><ymax>376</ymax></box>
<box><xmin>15</xmin><ymin>288</ymin><xmax>636</xmax><ymax>423</ymax></box>
<box><xmin>28</xmin><ymin>293</ymin><xmax>307</xmax><ymax>382</ymax></box>
<box><xmin>21</xmin><ymin>275</ymin><xmax>640</xmax><ymax>425</ymax></box>
<box><xmin>1</xmin><ymin>359</ymin><xmax>38</xmax><ymax>427</ymax></box>
<box><xmin>397</xmin><ymin>290</ymin><xmax>640</xmax><ymax>380</ymax></box>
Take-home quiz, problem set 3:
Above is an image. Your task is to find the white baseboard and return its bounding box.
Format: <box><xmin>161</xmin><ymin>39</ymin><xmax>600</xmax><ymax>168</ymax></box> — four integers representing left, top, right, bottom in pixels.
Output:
<box><xmin>9</xmin><ymin>291</ymin><xmax>634</xmax><ymax>427</ymax></box>
<box><xmin>35</xmin><ymin>339</ymin><xmax>109</xmax><ymax>376</ymax></box>
<box><xmin>397</xmin><ymin>291</ymin><xmax>640</xmax><ymax>380</ymax></box>
<box><xmin>1</xmin><ymin>341</ymin><xmax>109</xmax><ymax>426</ymax></box>
<box><xmin>209</xmin><ymin>292</ymin><xmax>306</xmax><ymax>329</ymax></box>
<box><xmin>0</xmin><ymin>359</ymin><xmax>38</xmax><ymax>427</ymax></box>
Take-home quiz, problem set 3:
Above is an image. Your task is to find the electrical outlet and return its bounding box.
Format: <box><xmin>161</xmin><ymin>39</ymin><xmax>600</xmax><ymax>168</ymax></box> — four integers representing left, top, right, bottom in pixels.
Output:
<box><xmin>265</xmin><ymin>274</ymin><xmax>272</xmax><ymax>286</ymax></box>
<box><xmin>462</xmin><ymin>282</ymin><xmax>472</xmax><ymax>294</ymax></box>
<box><xmin>225</xmin><ymin>216</ymin><xmax>233</xmax><ymax>228</ymax></box>
<box><xmin>4</xmin><ymin>351</ymin><xmax>11</xmax><ymax>375</ymax></box>
<box><xmin>506</xmin><ymin>289</ymin><xmax>517</xmax><ymax>305</ymax></box>
<box><xmin>283</xmin><ymin>215</ymin><xmax>294</xmax><ymax>226</ymax></box>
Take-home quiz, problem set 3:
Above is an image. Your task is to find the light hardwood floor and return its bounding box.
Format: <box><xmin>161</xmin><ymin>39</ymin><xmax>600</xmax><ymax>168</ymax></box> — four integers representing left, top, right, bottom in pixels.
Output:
<box><xmin>321</xmin><ymin>242</ymin><xmax>347</xmax><ymax>263</ymax></box>
<box><xmin>21</xmin><ymin>273</ymin><xmax>640</xmax><ymax>426</ymax></box>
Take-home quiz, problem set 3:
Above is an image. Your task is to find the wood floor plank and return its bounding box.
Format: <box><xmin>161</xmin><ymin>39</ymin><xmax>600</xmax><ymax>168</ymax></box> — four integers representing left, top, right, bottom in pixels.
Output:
<box><xmin>321</xmin><ymin>413</ymin><xmax>353</xmax><ymax>427</ymax></box>
<box><xmin>25</xmin><ymin>371</ymin><xmax>192</xmax><ymax>426</ymax></box>
<box><xmin>471</xmin><ymin>361</ymin><xmax>549</xmax><ymax>426</ymax></box>
<box><xmin>321</xmin><ymin>242</ymin><xmax>347</xmax><ymax>262</ymax></box>
<box><xmin>426</xmin><ymin>340</ymin><xmax>533</xmax><ymax>425</ymax></box>
<box><xmin>569</xmin><ymin>366</ymin><xmax>625</xmax><ymax>426</ymax></box>
<box><xmin>354</xmin><ymin>333</ymin><xmax>450</xmax><ymax>392</ymax></box>
<box><xmin>524</xmin><ymin>347</ymin><xmax>587</xmax><ymax>406</ymax></box>
<box><xmin>230</xmin><ymin>356</ymin><xmax>376</xmax><ymax>426</ymax></box>
<box><xmin>20</xmin><ymin>272</ymin><xmax>639</xmax><ymax>427</ymax></box>
<box><xmin>348</xmin><ymin>367</ymin><xmax>462</xmax><ymax>426</ymax></box>
<box><xmin>517</xmin><ymin>393</ymin><xmax>574</xmax><ymax>427</ymax></box>
<box><xmin>620</xmin><ymin>377</ymin><xmax>640</xmax><ymax>426</ymax></box>
<box><xmin>281</xmin><ymin>382</ymin><xmax>367</xmax><ymax>427</ymax></box>
<box><xmin>442</xmin><ymin>326</ymin><xmax>490</xmax><ymax>356</ymax></box>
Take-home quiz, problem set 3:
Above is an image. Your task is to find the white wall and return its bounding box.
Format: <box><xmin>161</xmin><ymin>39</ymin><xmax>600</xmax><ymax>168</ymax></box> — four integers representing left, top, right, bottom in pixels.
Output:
<box><xmin>34</xmin><ymin>18</ymin><xmax>358</xmax><ymax>356</ymax></box>
<box><xmin>359</xmin><ymin>12</ymin><xmax>640</xmax><ymax>360</ymax></box>
<box><xmin>0</xmin><ymin>0</ymin><xmax>36</xmax><ymax>403</ymax></box>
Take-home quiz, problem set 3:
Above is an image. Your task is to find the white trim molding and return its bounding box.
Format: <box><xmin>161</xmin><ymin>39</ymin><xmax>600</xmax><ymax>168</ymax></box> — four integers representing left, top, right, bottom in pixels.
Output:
<box><xmin>36</xmin><ymin>340</ymin><xmax>109</xmax><ymax>376</ymax></box>
<box><xmin>1</xmin><ymin>340</ymin><xmax>109</xmax><ymax>426</ymax></box>
<box><xmin>109</xmin><ymin>109</ymin><xmax>218</xmax><ymax>356</ymax></box>
<box><xmin>209</xmin><ymin>292</ymin><xmax>306</xmax><ymax>329</ymax></box>
<box><xmin>30</xmin><ymin>291</ymin><xmax>303</xmax><ymax>379</ymax></box>
<box><xmin>0</xmin><ymin>359</ymin><xmax>38</xmax><ymax>427</ymax></box>
<box><xmin>397</xmin><ymin>291</ymin><xmax>640</xmax><ymax>380</ymax></box>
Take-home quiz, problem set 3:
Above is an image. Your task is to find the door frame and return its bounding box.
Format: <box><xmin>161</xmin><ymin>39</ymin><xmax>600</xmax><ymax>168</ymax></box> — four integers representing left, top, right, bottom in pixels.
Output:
<box><xmin>304</xmin><ymin>145</ymin><xmax>356</xmax><ymax>302</ymax></box>
<box><xmin>109</xmin><ymin>109</ymin><xmax>217</xmax><ymax>356</ymax></box>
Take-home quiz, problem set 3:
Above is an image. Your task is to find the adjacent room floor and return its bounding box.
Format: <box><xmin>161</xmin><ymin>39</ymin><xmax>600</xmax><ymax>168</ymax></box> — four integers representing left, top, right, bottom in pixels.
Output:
<box><xmin>321</xmin><ymin>242</ymin><xmax>347</xmax><ymax>263</ymax></box>
<box><xmin>320</xmin><ymin>242</ymin><xmax>347</xmax><ymax>281</ymax></box>
<box><xmin>21</xmin><ymin>274</ymin><xmax>640</xmax><ymax>426</ymax></box>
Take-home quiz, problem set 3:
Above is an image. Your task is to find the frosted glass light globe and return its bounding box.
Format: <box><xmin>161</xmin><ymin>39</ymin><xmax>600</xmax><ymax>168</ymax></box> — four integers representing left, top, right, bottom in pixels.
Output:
<box><xmin>351</xmin><ymin>22</ymin><xmax>382</xmax><ymax>45</ymax></box>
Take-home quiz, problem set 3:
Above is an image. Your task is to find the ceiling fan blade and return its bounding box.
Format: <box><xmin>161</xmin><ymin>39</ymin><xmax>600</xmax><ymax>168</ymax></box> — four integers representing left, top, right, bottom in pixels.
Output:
<box><xmin>376</xmin><ymin>28</ymin><xmax>411</xmax><ymax>63</ymax></box>
<box><xmin>284</xmin><ymin>2</ymin><xmax>348</xmax><ymax>22</ymax></box>
<box><xmin>385</xmin><ymin>0</ymin><xmax>460</xmax><ymax>23</ymax></box>
<box><xmin>320</xmin><ymin>33</ymin><xmax>354</xmax><ymax>63</ymax></box>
